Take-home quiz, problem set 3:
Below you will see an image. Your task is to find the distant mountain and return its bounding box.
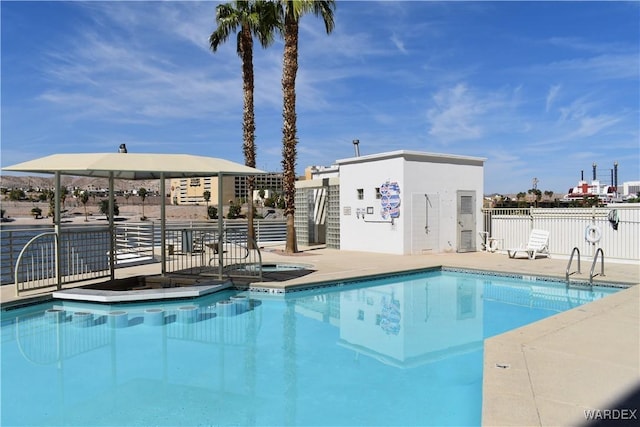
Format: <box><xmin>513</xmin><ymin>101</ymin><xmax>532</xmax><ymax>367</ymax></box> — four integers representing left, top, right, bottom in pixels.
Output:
<box><xmin>0</xmin><ymin>175</ymin><xmax>165</xmax><ymax>192</ymax></box>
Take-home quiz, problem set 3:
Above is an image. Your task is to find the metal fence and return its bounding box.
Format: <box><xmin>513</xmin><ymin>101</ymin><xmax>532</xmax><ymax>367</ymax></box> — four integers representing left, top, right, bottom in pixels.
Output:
<box><xmin>10</xmin><ymin>226</ymin><xmax>113</xmax><ymax>294</ymax></box>
<box><xmin>163</xmin><ymin>225</ymin><xmax>263</xmax><ymax>281</ymax></box>
<box><xmin>482</xmin><ymin>204</ymin><xmax>639</xmax><ymax>263</ymax></box>
<box><xmin>2</xmin><ymin>219</ymin><xmax>287</xmax><ymax>293</ymax></box>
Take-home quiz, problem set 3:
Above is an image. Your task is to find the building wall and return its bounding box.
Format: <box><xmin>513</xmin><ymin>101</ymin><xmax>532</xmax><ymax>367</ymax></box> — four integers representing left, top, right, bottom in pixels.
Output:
<box><xmin>170</xmin><ymin>177</ymin><xmax>234</xmax><ymax>206</ymax></box>
<box><xmin>403</xmin><ymin>157</ymin><xmax>484</xmax><ymax>254</ymax></box>
<box><xmin>326</xmin><ymin>184</ymin><xmax>340</xmax><ymax>249</ymax></box>
<box><xmin>170</xmin><ymin>173</ymin><xmax>283</xmax><ymax>206</ymax></box>
<box><xmin>623</xmin><ymin>181</ymin><xmax>640</xmax><ymax>197</ymax></box>
<box><xmin>339</xmin><ymin>156</ymin><xmax>406</xmax><ymax>254</ymax></box>
<box><xmin>238</xmin><ymin>174</ymin><xmax>284</xmax><ymax>201</ymax></box>
<box><xmin>338</xmin><ymin>151</ymin><xmax>485</xmax><ymax>255</ymax></box>
<box><xmin>294</xmin><ymin>178</ymin><xmax>340</xmax><ymax>247</ymax></box>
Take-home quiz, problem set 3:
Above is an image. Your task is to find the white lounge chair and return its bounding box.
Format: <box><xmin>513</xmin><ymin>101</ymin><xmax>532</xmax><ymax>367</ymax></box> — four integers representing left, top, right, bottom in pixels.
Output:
<box><xmin>507</xmin><ymin>229</ymin><xmax>550</xmax><ymax>260</ymax></box>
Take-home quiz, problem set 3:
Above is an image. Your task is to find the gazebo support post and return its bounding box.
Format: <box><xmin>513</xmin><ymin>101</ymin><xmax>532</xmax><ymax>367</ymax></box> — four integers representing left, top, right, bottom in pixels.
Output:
<box><xmin>108</xmin><ymin>172</ymin><xmax>115</xmax><ymax>281</ymax></box>
<box><xmin>54</xmin><ymin>171</ymin><xmax>62</xmax><ymax>290</ymax></box>
<box><xmin>218</xmin><ymin>171</ymin><xmax>224</xmax><ymax>280</ymax></box>
<box><xmin>160</xmin><ymin>173</ymin><xmax>167</xmax><ymax>276</ymax></box>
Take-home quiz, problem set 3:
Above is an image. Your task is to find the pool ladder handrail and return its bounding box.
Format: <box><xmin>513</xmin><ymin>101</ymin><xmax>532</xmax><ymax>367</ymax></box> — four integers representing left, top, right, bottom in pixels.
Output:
<box><xmin>565</xmin><ymin>247</ymin><xmax>581</xmax><ymax>283</ymax></box>
<box><xmin>589</xmin><ymin>248</ymin><xmax>605</xmax><ymax>285</ymax></box>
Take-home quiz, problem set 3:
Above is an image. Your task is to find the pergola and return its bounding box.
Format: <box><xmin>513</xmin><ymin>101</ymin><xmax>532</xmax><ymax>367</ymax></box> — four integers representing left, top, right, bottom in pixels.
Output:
<box><xmin>3</xmin><ymin>152</ymin><xmax>264</xmax><ymax>283</ymax></box>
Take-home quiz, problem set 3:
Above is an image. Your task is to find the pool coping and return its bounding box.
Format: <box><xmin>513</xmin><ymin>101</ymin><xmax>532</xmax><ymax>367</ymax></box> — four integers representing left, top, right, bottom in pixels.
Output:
<box><xmin>482</xmin><ymin>284</ymin><xmax>639</xmax><ymax>426</ymax></box>
<box><xmin>247</xmin><ymin>265</ymin><xmax>632</xmax><ymax>295</ymax></box>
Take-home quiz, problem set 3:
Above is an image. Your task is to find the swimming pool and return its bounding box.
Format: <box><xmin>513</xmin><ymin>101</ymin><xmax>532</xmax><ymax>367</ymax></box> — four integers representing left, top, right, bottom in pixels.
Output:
<box><xmin>0</xmin><ymin>269</ymin><xmax>621</xmax><ymax>426</ymax></box>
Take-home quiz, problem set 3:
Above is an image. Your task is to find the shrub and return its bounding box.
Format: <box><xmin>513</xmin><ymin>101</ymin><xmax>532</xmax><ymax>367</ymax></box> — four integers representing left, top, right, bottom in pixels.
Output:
<box><xmin>227</xmin><ymin>204</ymin><xmax>242</xmax><ymax>219</ymax></box>
<box><xmin>207</xmin><ymin>206</ymin><xmax>218</xmax><ymax>219</ymax></box>
<box><xmin>98</xmin><ymin>199</ymin><xmax>120</xmax><ymax>219</ymax></box>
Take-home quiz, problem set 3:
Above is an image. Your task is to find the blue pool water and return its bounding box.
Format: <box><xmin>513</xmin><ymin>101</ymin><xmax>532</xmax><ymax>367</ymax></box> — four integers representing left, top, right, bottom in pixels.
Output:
<box><xmin>1</xmin><ymin>270</ymin><xmax>620</xmax><ymax>426</ymax></box>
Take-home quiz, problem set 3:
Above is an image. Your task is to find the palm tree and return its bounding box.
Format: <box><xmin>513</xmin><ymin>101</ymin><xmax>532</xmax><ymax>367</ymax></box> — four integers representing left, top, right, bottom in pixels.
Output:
<box><xmin>210</xmin><ymin>0</ymin><xmax>280</xmax><ymax>247</ymax></box>
<box><xmin>80</xmin><ymin>191</ymin><xmax>90</xmax><ymax>222</ymax></box>
<box><xmin>203</xmin><ymin>190</ymin><xmax>211</xmax><ymax>219</ymax></box>
<box><xmin>277</xmin><ymin>0</ymin><xmax>335</xmax><ymax>253</ymax></box>
<box><xmin>138</xmin><ymin>187</ymin><xmax>148</xmax><ymax>219</ymax></box>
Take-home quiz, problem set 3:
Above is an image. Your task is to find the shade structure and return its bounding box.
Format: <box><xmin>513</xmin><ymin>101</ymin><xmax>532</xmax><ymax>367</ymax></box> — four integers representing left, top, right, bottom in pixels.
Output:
<box><xmin>3</xmin><ymin>152</ymin><xmax>265</xmax><ymax>288</ymax></box>
<box><xmin>3</xmin><ymin>152</ymin><xmax>264</xmax><ymax>178</ymax></box>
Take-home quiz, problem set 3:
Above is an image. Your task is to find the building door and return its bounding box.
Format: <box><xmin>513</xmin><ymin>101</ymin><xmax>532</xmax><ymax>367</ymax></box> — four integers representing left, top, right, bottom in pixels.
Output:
<box><xmin>457</xmin><ymin>191</ymin><xmax>476</xmax><ymax>252</ymax></box>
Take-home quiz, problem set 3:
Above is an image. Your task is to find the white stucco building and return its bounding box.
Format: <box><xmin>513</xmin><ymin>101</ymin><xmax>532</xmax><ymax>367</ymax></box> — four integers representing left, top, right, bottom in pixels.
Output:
<box><xmin>296</xmin><ymin>150</ymin><xmax>486</xmax><ymax>255</ymax></box>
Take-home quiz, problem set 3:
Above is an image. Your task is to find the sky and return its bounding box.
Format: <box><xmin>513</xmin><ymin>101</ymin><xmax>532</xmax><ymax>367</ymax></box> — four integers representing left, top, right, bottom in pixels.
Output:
<box><xmin>1</xmin><ymin>1</ymin><xmax>639</xmax><ymax>194</ymax></box>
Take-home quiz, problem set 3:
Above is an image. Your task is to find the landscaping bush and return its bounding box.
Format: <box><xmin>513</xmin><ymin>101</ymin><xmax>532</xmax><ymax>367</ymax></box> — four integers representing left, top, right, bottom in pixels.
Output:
<box><xmin>207</xmin><ymin>206</ymin><xmax>218</xmax><ymax>219</ymax></box>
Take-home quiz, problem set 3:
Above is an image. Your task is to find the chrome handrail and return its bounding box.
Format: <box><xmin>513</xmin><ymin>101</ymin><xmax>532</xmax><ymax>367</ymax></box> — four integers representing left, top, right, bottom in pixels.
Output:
<box><xmin>590</xmin><ymin>248</ymin><xmax>605</xmax><ymax>285</ymax></box>
<box><xmin>565</xmin><ymin>247</ymin><xmax>581</xmax><ymax>283</ymax></box>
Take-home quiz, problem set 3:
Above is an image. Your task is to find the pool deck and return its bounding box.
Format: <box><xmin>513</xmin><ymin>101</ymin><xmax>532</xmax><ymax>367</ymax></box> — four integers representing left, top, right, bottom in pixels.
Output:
<box><xmin>1</xmin><ymin>247</ymin><xmax>638</xmax><ymax>426</ymax></box>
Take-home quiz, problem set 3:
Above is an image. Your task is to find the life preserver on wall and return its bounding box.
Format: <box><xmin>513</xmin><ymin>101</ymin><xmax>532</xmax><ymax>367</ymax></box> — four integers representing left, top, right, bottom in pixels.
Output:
<box><xmin>584</xmin><ymin>224</ymin><xmax>602</xmax><ymax>244</ymax></box>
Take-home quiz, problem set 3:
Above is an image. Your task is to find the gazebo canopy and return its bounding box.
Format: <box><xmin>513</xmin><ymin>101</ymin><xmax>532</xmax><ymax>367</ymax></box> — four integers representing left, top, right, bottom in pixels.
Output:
<box><xmin>3</xmin><ymin>153</ymin><xmax>264</xmax><ymax>179</ymax></box>
<box><xmin>3</xmin><ymin>152</ymin><xmax>265</xmax><ymax>283</ymax></box>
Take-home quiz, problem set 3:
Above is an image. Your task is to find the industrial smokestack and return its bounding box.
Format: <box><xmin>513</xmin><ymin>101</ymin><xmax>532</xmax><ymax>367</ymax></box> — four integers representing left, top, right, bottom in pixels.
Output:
<box><xmin>592</xmin><ymin>162</ymin><xmax>597</xmax><ymax>181</ymax></box>
<box><xmin>352</xmin><ymin>139</ymin><xmax>360</xmax><ymax>157</ymax></box>
<box><xmin>611</xmin><ymin>169</ymin><xmax>614</xmax><ymax>187</ymax></box>
<box><xmin>614</xmin><ymin>161</ymin><xmax>618</xmax><ymax>190</ymax></box>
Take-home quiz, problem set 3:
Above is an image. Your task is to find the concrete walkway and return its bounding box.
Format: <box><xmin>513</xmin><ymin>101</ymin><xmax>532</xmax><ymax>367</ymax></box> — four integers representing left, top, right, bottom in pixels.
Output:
<box><xmin>1</xmin><ymin>247</ymin><xmax>638</xmax><ymax>426</ymax></box>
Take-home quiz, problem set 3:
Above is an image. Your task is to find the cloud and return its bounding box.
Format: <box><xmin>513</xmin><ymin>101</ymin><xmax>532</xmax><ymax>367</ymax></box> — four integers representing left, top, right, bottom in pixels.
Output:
<box><xmin>535</xmin><ymin>53</ymin><xmax>639</xmax><ymax>81</ymax></box>
<box><xmin>427</xmin><ymin>84</ymin><xmax>483</xmax><ymax>142</ymax></box>
<box><xmin>570</xmin><ymin>114</ymin><xmax>622</xmax><ymax>138</ymax></box>
<box><xmin>35</xmin><ymin>4</ymin><xmax>245</xmax><ymax>124</ymax></box>
<box><xmin>545</xmin><ymin>84</ymin><xmax>561</xmax><ymax>112</ymax></box>
<box><xmin>390</xmin><ymin>33</ymin><xmax>408</xmax><ymax>54</ymax></box>
<box><xmin>557</xmin><ymin>95</ymin><xmax>598</xmax><ymax>123</ymax></box>
<box><xmin>547</xmin><ymin>37</ymin><xmax>631</xmax><ymax>54</ymax></box>
<box><xmin>426</xmin><ymin>83</ymin><xmax>517</xmax><ymax>143</ymax></box>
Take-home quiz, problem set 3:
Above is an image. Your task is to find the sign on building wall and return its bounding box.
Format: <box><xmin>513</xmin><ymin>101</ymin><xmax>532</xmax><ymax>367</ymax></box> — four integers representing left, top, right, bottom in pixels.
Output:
<box><xmin>380</xmin><ymin>180</ymin><xmax>401</xmax><ymax>219</ymax></box>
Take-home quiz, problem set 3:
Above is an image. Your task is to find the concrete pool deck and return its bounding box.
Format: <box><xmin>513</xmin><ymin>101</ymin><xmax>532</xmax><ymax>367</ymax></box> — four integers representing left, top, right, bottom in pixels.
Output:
<box><xmin>1</xmin><ymin>247</ymin><xmax>638</xmax><ymax>426</ymax></box>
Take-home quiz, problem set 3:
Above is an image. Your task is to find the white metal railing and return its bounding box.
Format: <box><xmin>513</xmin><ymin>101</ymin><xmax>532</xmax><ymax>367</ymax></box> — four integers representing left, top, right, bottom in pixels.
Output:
<box><xmin>10</xmin><ymin>224</ymin><xmax>156</xmax><ymax>294</ymax></box>
<box><xmin>13</xmin><ymin>232</ymin><xmax>59</xmax><ymax>294</ymax></box>
<box><xmin>482</xmin><ymin>205</ymin><xmax>639</xmax><ymax>263</ymax></box>
<box><xmin>4</xmin><ymin>220</ymin><xmax>286</xmax><ymax>289</ymax></box>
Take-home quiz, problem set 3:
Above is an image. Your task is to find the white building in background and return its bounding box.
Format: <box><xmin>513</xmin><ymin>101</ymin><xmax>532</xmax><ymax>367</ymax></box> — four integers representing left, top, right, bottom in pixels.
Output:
<box><xmin>622</xmin><ymin>181</ymin><xmax>640</xmax><ymax>198</ymax></box>
<box><xmin>296</xmin><ymin>150</ymin><xmax>486</xmax><ymax>255</ymax></box>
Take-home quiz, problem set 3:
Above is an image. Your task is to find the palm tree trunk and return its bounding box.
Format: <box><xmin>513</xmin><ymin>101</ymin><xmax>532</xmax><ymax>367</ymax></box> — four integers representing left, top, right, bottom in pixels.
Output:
<box><xmin>241</xmin><ymin>25</ymin><xmax>257</xmax><ymax>249</ymax></box>
<box><xmin>282</xmin><ymin>15</ymin><xmax>299</xmax><ymax>254</ymax></box>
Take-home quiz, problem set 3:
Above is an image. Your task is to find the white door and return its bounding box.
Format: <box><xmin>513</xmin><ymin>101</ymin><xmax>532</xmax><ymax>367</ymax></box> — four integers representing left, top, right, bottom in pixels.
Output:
<box><xmin>457</xmin><ymin>191</ymin><xmax>476</xmax><ymax>252</ymax></box>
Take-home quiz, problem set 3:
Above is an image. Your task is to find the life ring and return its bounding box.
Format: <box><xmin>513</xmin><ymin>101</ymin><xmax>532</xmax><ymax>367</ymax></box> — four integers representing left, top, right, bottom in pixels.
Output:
<box><xmin>585</xmin><ymin>224</ymin><xmax>602</xmax><ymax>244</ymax></box>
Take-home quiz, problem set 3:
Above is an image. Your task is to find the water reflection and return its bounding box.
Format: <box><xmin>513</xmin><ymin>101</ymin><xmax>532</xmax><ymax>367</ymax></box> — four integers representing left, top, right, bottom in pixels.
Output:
<box><xmin>332</xmin><ymin>276</ymin><xmax>483</xmax><ymax>368</ymax></box>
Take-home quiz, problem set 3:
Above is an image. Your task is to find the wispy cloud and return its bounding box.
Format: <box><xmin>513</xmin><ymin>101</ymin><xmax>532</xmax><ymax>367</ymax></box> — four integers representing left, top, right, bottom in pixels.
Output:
<box><xmin>545</xmin><ymin>84</ymin><xmax>561</xmax><ymax>112</ymax></box>
<box><xmin>426</xmin><ymin>83</ymin><xmax>517</xmax><ymax>143</ymax></box>
<box><xmin>569</xmin><ymin>114</ymin><xmax>622</xmax><ymax>138</ymax></box>
<box><xmin>36</xmin><ymin>4</ymin><xmax>244</xmax><ymax>124</ymax></box>
<box><xmin>390</xmin><ymin>33</ymin><xmax>408</xmax><ymax>54</ymax></box>
<box><xmin>547</xmin><ymin>36</ymin><xmax>631</xmax><ymax>54</ymax></box>
<box><xmin>533</xmin><ymin>53</ymin><xmax>639</xmax><ymax>81</ymax></box>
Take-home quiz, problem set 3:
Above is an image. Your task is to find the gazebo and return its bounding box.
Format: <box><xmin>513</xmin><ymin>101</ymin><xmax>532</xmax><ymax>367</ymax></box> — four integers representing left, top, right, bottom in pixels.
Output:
<box><xmin>3</xmin><ymin>152</ymin><xmax>264</xmax><ymax>290</ymax></box>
